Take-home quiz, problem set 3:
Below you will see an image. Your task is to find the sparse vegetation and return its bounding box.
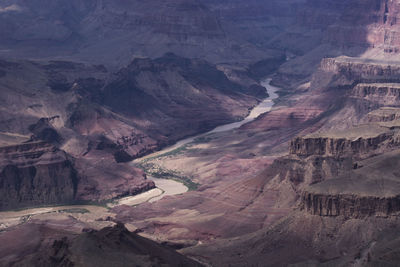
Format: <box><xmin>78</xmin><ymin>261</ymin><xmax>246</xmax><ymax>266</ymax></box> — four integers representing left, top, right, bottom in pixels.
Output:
<box><xmin>157</xmin><ymin>145</ymin><xmax>190</xmax><ymax>158</ymax></box>
<box><xmin>134</xmin><ymin>135</ymin><xmax>215</xmax><ymax>191</ymax></box>
<box><xmin>137</xmin><ymin>161</ymin><xmax>199</xmax><ymax>191</ymax></box>
<box><xmin>193</xmin><ymin>136</ymin><xmax>213</xmax><ymax>144</ymax></box>
<box><xmin>59</xmin><ymin>208</ymin><xmax>90</xmax><ymax>214</ymax></box>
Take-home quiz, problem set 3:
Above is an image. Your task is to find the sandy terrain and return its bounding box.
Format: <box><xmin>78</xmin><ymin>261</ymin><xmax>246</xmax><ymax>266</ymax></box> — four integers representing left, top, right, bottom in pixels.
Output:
<box><xmin>149</xmin><ymin>178</ymin><xmax>189</xmax><ymax>202</ymax></box>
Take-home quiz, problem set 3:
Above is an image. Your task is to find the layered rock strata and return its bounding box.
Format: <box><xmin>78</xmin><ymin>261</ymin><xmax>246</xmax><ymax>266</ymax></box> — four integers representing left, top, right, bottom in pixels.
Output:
<box><xmin>320</xmin><ymin>57</ymin><xmax>400</xmax><ymax>81</ymax></box>
<box><xmin>0</xmin><ymin>142</ymin><xmax>78</xmax><ymax>210</ymax></box>
<box><xmin>352</xmin><ymin>83</ymin><xmax>400</xmax><ymax>105</ymax></box>
<box><xmin>302</xmin><ymin>192</ymin><xmax>400</xmax><ymax>217</ymax></box>
<box><xmin>301</xmin><ymin>149</ymin><xmax>400</xmax><ymax>218</ymax></box>
<box><xmin>367</xmin><ymin>107</ymin><xmax>400</xmax><ymax>122</ymax></box>
<box><xmin>290</xmin><ymin>124</ymin><xmax>400</xmax><ymax>158</ymax></box>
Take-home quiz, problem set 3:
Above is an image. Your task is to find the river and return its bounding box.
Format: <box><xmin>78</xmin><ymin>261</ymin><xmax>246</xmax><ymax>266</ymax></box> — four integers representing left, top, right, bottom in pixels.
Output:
<box><xmin>134</xmin><ymin>78</ymin><xmax>280</xmax><ymax>199</ymax></box>
<box><xmin>139</xmin><ymin>78</ymin><xmax>279</xmax><ymax>160</ymax></box>
<box><xmin>0</xmin><ymin>78</ymin><xmax>279</xmax><ymax>228</ymax></box>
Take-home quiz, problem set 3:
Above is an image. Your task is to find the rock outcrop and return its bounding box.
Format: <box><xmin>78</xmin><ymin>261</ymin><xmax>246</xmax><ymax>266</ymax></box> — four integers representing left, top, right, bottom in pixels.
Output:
<box><xmin>0</xmin><ymin>142</ymin><xmax>78</xmax><ymax>210</ymax></box>
<box><xmin>268</xmin><ymin>155</ymin><xmax>353</xmax><ymax>187</ymax></box>
<box><xmin>289</xmin><ymin>124</ymin><xmax>399</xmax><ymax>158</ymax></box>
<box><xmin>262</xmin><ymin>54</ymin><xmax>400</xmax><ymax>223</ymax></box>
<box><xmin>302</xmin><ymin>192</ymin><xmax>400</xmax><ymax>218</ymax></box>
<box><xmin>352</xmin><ymin>83</ymin><xmax>400</xmax><ymax>106</ymax></box>
<box><xmin>367</xmin><ymin>107</ymin><xmax>400</xmax><ymax>122</ymax></box>
<box><xmin>320</xmin><ymin>57</ymin><xmax>400</xmax><ymax>81</ymax></box>
<box><xmin>300</xmin><ymin>149</ymin><xmax>400</xmax><ymax>218</ymax></box>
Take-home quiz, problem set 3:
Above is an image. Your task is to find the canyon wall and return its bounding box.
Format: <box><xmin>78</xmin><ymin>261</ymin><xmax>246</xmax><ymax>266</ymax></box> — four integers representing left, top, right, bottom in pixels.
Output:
<box><xmin>302</xmin><ymin>192</ymin><xmax>400</xmax><ymax>218</ymax></box>
<box><xmin>320</xmin><ymin>57</ymin><xmax>400</xmax><ymax>80</ymax></box>
<box><xmin>353</xmin><ymin>83</ymin><xmax>400</xmax><ymax>105</ymax></box>
<box><xmin>367</xmin><ymin>107</ymin><xmax>400</xmax><ymax>122</ymax></box>
<box><xmin>289</xmin><ymin>131</ymin><xmax>396</xmax><ymax>158</ymax></box>
<box><xmin>266</xmin><ymin>53</ymin><xmax>400</xmax><ymax>222</ymax></box>
<box><xmin>0</xmin><ymin>142</ymin><xmax>78</xmax><ymax>210</ymax></box>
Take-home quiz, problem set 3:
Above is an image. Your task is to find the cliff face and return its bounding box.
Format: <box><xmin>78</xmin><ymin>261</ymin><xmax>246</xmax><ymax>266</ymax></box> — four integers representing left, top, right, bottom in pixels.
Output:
<box><xmin>289</xmin><ymin>132</ymin><xmax>394</xmax><ymax>158</ymax></box>
<box><xmin>364</xmin><ymin>0</ymin><xmax>400</xmax><ymax>53</ymax></box>
<box><xmin>261</xmin><ymin>52</ymin><xmax>400</xmax><ymax>223</ymax></box>
<box><xmin>367</xmin><ymin>107</ymin><xmax>400</xmax><ymax>122</ymax></box>
<box><xmin>268</xmin><ymin>155</ymin><xmax>353</xmax><ymax>187</ymax></box>
<box><xmin>0</xmin><ymin>142</ymin><xmax>78</xmax><ymax>210</ymax></box>
<box><xmin>284</xmin><ymin>56</ymin><xmax>400</xmax><ymax>219</ymax></box>
<box><xmin>0</xmin><ymin>59</ymin><xmax>155</xmax><ymax>209</ymax></box>
<box><xmin>0</xmin><ymin>141</ymin><xmax>155</xmax><ymax>208</ymax></box>
<box><xmin>299</xmin><ymin>147</ymin><xmax>400</xmax><ymax>219</ymax></box>
<box><xmin>266</xmin><ymin>125</ymin><xmax>400</xmax><ymax>213</ymax></box>
<box><xmin>320</xmin><ymin>57</ymin><xmax>400</xmax><ymax>81</ymax></box>
<box><xmin>353</xmin><ymin>83</ymin><xmax>400</xmax><ymax>105</ymax></box>
<box><xmin>302</xmin><ymin>192</ymin><xmax>400</xmax><ymax>218</ymax></box>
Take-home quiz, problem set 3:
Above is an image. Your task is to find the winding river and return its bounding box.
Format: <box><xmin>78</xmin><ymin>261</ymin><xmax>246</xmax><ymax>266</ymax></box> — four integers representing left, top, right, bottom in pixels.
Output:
<box><xmin>0</xmin><ymin>79</ymin><xmax>280</xmax><ymax>228</ymax></box>
<box><xmin>139</xmin><ymin>78</ymin><xmax>279</xmax><ymax>160</ymax></box>
<box><xmin>135</xmin><ymin>78</ymin><xmax>280</xmax><ymax>198</ymax></box>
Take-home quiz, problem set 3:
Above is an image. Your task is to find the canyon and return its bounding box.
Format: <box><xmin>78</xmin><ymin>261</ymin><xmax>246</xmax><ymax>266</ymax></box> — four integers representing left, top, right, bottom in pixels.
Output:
<box><xmin>1</xmin><ymin>0</ymin><xmax>400</xmax><ymax>266</ymax></box>
<box><xmin>0</xmin><ymin>53</ymin><xmax>266</xmax><ymax>210</ymax></box>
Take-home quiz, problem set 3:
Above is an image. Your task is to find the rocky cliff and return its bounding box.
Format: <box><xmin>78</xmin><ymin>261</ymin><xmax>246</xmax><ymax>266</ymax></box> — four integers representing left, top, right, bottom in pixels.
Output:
<box><xmin>258</xmin><ymin>52</ymin><xmax>400</xmax><ymax>223</ymax></box>
<box><xmin>267</xmin><ymin>155</ymin><xmax>353</xmax><ymax>187</ymax></box>
<box><xmin>0</xmin><ymin>142</ymin><xmax>78</xmax><ymax>210</ymax></box>
<box><xmin>367</xmin><ymin>107</ymin><xmax>400</xmax><ymax>122</ymax></box>
<box><xmin>352</xmin><ymin>83</ymin><xmax>400</xmax><ymax>105</ymax></box>
<box><xmin>320</xmin><ymin>57</ymin><xmax>400</xmax><ymax>79</ymax></box>
<box><xmin>289</xmin><ymin>127</ymin><xmax>395</xmax><ymax>158</ymax></box>
<box><xmin>300</xmin><ymin>148</ymin><xmax>400</xmax><ymax>218</ymax></box>
<box><xmin>302</xmin><ymin>192</ymin><xmax>400</xmax><ymax>218</ymax></box>
<box><xmin>286</xmin><ymin>58</ymin><xmax>400</xmax><ymax>219</ymax></box>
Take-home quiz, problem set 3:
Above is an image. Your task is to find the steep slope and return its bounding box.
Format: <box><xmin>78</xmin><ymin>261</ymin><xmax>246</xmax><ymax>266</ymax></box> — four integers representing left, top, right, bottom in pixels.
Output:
<box><xmin>0</xmin><ymin>221</ymin><xmax>202</xmax><ymax>267</ymax></box>
<box><xmin>0</xmin><ymin>142</ymin><xmax>78</xmax><ymax>210</ymax></box>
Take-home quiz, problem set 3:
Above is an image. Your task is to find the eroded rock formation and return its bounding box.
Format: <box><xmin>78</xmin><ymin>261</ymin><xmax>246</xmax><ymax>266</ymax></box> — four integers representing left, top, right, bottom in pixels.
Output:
<box><xmin>289</xmin><ymin>127</ymin><xmax>397</xmax><ymax>158</ymax></box>
<box><xmin>302</xmin><ymin>192</ymin><xmax>400</xmax><ymax>218</ymax></box>
<box><xmin>0</xmin><ymin>142</ymin><xmax>78</xmax><ymax>210</ymax></box>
